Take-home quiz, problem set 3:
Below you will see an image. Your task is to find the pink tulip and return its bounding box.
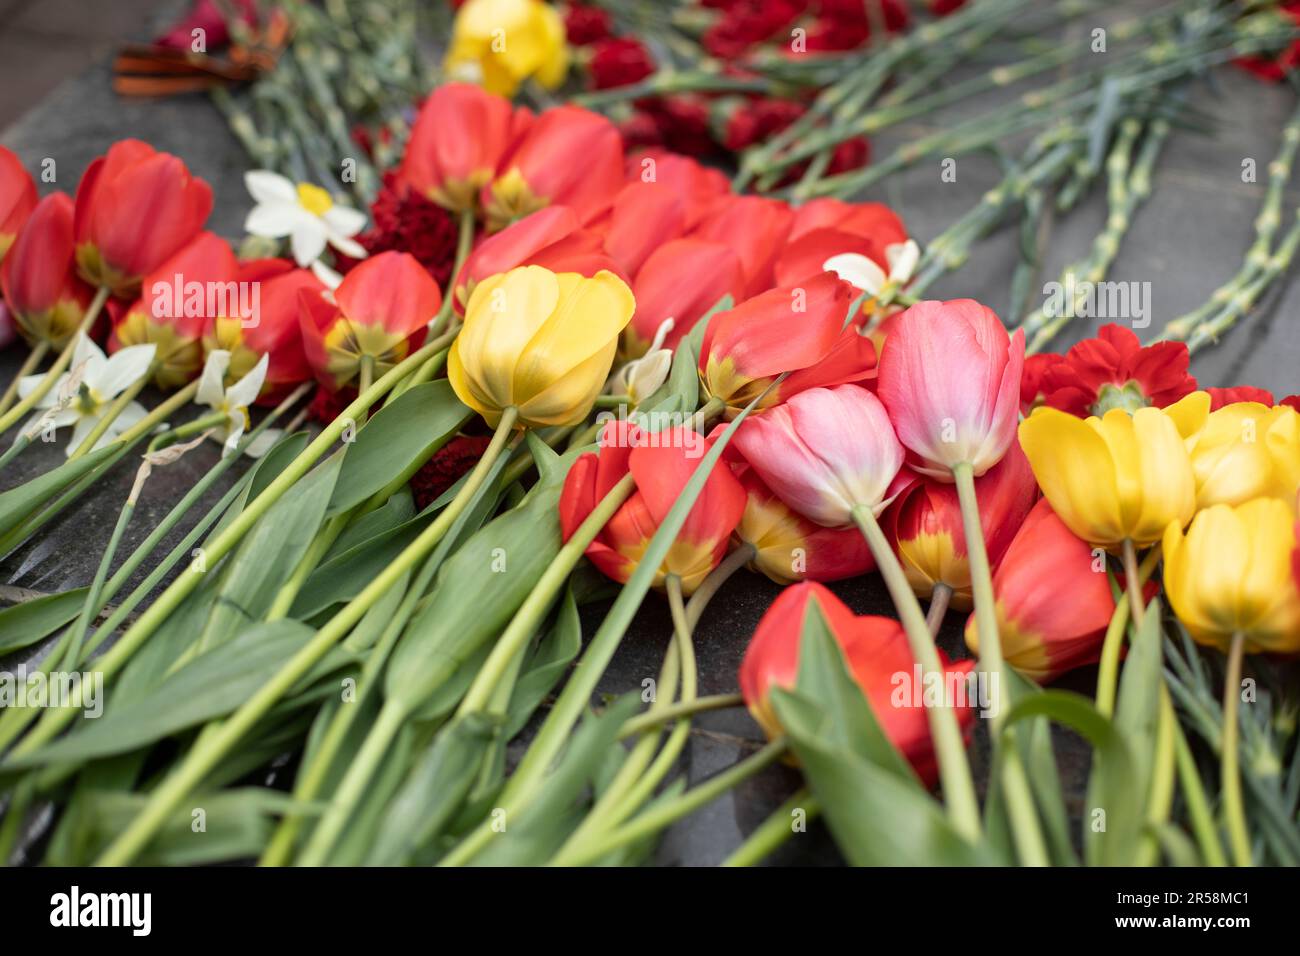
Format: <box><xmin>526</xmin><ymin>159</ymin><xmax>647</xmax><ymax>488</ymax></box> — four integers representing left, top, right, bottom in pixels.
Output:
<box><xmin>731</xmin><ymin>384</ymin><xmax>909</xmax><ymax>527</ymax></box>
<box><xmin>876</xmin><ymin>298</ymin><xmax>1024</xmax><ymax>479</ymax></box>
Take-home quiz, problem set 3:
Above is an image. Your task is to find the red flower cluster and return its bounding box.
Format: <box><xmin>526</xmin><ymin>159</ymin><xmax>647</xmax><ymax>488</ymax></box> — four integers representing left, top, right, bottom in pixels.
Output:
<box><xmin>1022</xmin><ymin>322</ymin><xmax>1299</xmax><ymax>418</ymax></box>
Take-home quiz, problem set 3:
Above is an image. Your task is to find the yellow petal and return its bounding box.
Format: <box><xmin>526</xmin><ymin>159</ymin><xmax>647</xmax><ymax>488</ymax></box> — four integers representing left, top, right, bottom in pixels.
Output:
<box><xmin>1128</xmin><ymin>405</ymin><xmax>1196</xmax><ymax>544</ymax></box>
<box><xmin>516</xmin><ymin>338</ymin><xmax>619</xmax><ymax>427</ymax></box>
<box><xmin>460</xmin><ymin>265</ymin><xmax>561</xmax><ymax>409</ymax></box>
<box><xmin>1164</xmin><ymin>389</ymin><xmax>1210</xmax><ymax>440</ymax></box>
<box><xmin>1019</xmin><ymin>408</ymin><xmax>1125</xmax><ymax>546</ymax></box>
<box><xmin>512</xmin><ymin>270</ymin><xmax>633</xmax><ymax>406</ymax></box>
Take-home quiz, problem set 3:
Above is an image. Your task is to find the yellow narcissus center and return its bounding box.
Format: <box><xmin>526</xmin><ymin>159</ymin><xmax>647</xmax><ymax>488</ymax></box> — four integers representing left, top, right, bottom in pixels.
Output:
<box><xmin>323</xmin><ymin>319</ymin><xmax>410</xmax><ymax>387</ymax></box>
<box><xmin>483</xmin><ymin>168</ymin><xmax>548</xmax><ymax>232</ymax></box>
<box><xmin>115</xmin><ymin>311</ymin><xmax>203</xmax><ymax>389</ymax></box>
<box><xmin>204</xmin><ymin>318</ymin><xmax>262</xmax><ymax>386</ymax></box>
<box><xmin>296</xmin><ymin>182</ymin><xmax>334</xmax><ymax>217</ymax></box>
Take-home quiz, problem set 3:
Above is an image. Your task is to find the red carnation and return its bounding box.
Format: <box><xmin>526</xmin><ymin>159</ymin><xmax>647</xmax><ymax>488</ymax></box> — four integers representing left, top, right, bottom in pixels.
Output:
<box><xmin>564</xmin><ymin>3</ymin><xmax>613</xmax><ymax>45</ymax></box>
<box><xmin>588</xmin><ymin>37</ymin><xmax>656</xmax><ymax>90</ymax></box>
<box><xmin>1036</xmin><ymin>323</ymin><xmax>1197</xmax><ymax>417</ymax></box>
<box><xmin>703</xmin><ymin>0</ymin><xmax>804</xmax><ymax>58</ymax></box>
<box><xmin>411</xmin><ymin>435</ymin><xmax>493</xmax><ymax>509</ymax></box>
<box><xmin>1206</xmin><ymin>385</ymin><xmax>1276</xmax><ymax>410</ymax></box>
<box><xmin>723</xmin><ymin>98</ymin><xmax>806</xmax><ymax>152</ymax></box>
<box><xmin>351</xmin><ymin>172</ymin><xmax>460</xmax><ymax>288</ymax></box>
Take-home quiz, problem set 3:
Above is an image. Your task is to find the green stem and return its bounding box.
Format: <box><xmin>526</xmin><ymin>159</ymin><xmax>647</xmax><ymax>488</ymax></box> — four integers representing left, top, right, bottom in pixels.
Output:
<box><xmin>1095</xmin><ymin>593</ymin><xmax>1131</xmax><ymax>719</ymax></box>
<box><xmin>0</xmin><ymin>340</ymin><xmax>49</xmax><ymax>415</ymax></box>
<box><xmin>926</xmin><ymin>583</ymin><xmax>953</xmax><ymax>638</ymax></box>
<box><xmin>429</xmin><ymin>210</ymin><xmax>475</xmax><ymax>336</ymax></box>
<box><xmin>0</xmin><ymin>285</ymin><xmax>110</xmax><ymax>436</ymax></box>
<box><xmin>552</xmin><ymin>739</ymin><xmax>788</xmax><ymax>867</ymax></box>
<box><xmin>1221</xmin><ymin>630</ymin><xmax>1251</xmax><ymax>867</ymax></box>
<box><xmin>1171</xmin><ymin>714</ymin><xmax>1226</xmax><ymax>866</ymax></box>
<box><xmin>618</xmin><ymin>694</ymin><xmax>744</xmax><ymax>740</ymax></box>
<box><xmin>953</xmin><ymin>462</ymin><xmax>1004</xmax><ymax>688</ymax></box>
<box><xmin>7</xmin><ymin>341</ymin><xmax>442</xmax><ymax>761</ymax></box>
<box><xmin>1136</xmin><ymin>687</ymin><xmax>1177</xmax><ymax>866</ymax></box>
<box><xmin>1122</xmin><ymin>538</ymin><xmax>1144</xmax><ymax>628</ymax></box>
<box><xmin>850</xmin><ymin>502</ymin><xmax>982</xmax><ymax>843</ymax></box>
<box><xmin>242</xmin><ymin>407</ymin><xmax>519</xmax><ymax>869</ymax></box>
<box><xmin>69</xmin><ymin>374</ymin><xmax>150</xmax><ymax>459</ymax></box>
<box><xmin>721</xmin><ymin>789</ymin><xmax>819</xmax><ymax>867</ymax></box>
<box><xmin>455</xmin><ymin>472</ymin><xmax>637</xmax><ymax>716</ymax></box>
<box><xmin>107</xmin><ymin>378</ymin><xmax>202</xmax><ymax>453</ymax></box>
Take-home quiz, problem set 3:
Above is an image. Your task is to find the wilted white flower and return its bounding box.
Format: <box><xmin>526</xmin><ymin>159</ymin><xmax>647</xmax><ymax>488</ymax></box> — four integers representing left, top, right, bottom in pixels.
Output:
<box><xmin>195</xmin><ymin>349</ymin><xmax>272</xmax><ymax>457</ymax></box>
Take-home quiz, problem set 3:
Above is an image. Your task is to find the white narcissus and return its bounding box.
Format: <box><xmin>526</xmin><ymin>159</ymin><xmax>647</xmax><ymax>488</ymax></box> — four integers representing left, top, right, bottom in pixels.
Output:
<box><xmin>243</xmin><ymin>170</ymin><xmax>368</xmax><ymax>268</ymax></box>
<box><xmin>19</xmin><ymin>335</ymin><xmax>156</xmax><ymax>456</ymax></box>
<box><xmin>823</xmin><ymin>239</ymin><xmax>920</xmax><ymax>296</ymax></box>
<box><xmin>607</xmin><ymin>318</ymin><xmax>674</xmax><ymax>406</ymax></box>
<box><xmin>196</xmin><ymin>349</ymin><xmax>273</xmax><ymax>458</ymax></box>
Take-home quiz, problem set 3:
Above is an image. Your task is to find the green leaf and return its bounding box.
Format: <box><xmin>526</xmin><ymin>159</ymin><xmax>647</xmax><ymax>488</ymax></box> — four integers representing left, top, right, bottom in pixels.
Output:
<box><xmin>505</xmin><ymin>586</ymin><xmax>583</xmax><ymax>738</ymax></box>
<box><xmin>772</xmin><ymin>685</ymin><xmax>992</xmax><ymax>866</ymax></box>
<box><xmin>470</xmin><ymin>694</ymin><xmax>641</xmax><ymax>866</ymax></box>
<box><xmin>366</xmin><ymin>713</ymin><xmax>499</xmax><ymax>865</ymax></box>
<box><xmin>326</xmin><ymin>380</ymin><xmax>471</xmax><ymax>516</ymax></box>
<box><xmin>999</xmin><ymin>689</ymin><xmax>1143</xmax><ymax>866</ymax></box>
<box><xmin>49</xmin><ymin>788</ymin><xmax>301</xmax><ymax>866</ymax></box>
<box><xmin>7</xmin><ymin>619</ymin><xmax>319</xmax><ymax>767</ymax></box>
<box><xmin>0</xmin><ymin>587</ymin><xmax>88</xmax><ymax>654</ymax></box>
<box><xmin>0</xmin><ymin>442</ymin><xmax>123</xmax><ymax>540</ymax></box>
<box><xmin>1110</xmin><ymin>598</ymin><xmax>1165</xmax><ymax>807</ymax></box>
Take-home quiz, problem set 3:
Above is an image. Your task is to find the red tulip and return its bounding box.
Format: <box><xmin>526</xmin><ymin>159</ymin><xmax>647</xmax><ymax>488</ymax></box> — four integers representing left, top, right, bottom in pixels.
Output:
<box><xmin>877</xmin><ymin>298</ymin><xmax>1024</xmax><ymax>479</ymax></box>
<box><xmin>733</xmin><ymin>467</ymin><xmax>874</xmax><ymax>584</ymax></box>
<box><xmin>596</xmin><ymin>180</ymin><xmax>686</xmax><ymax>277</ymax></box>
<box><xmin>624</xmin><ymin>148</ymin><xmax>731</xmax><ymax>228</ymax></box>
<box><xmin>0</xmin><ymin>145</ymin><xmax>37</xmax><ymax>265</ymax></box>
<box><xmin>624</xmin><ymin>238</ymin><xmax>742</xmax><ymax>357</ymax></box>
<box><xmin>692</xmin><ymin>195</ymin><xmax>794</xmax><ymax>298</ymax></box>
<box><xmin>774</xmin><ymin>198</ymin><xmax>908</xmax><ymax>289</ymax></box>
<box><xmin>1</xmin><ymin>193</ymin><xmax>92</xmax><ymax>349</ymax></box>
<box><xmin>740</xmin><ymin>581</ymin><xmax>976</xmax><ymax>786</ymax></box>
<box><xmin>699</xmin><ymin>271</ymin><xmax>873</xmax><ymax>413</ymax></box>
<box><xmin>298</xmin><ymin>251</ymin><xmax>439</xmax><ymax>391</ymax></box>
<box><xmin>454</xmin><ymin>206</ymin><xmax>622</xmax><ymax>309</ymax></box>
<box><xmin>400</xmin><ymin>83</ymin><xmax>531</xmax><ymax>214</ymax></box>
<box><xmin>558</xmin><ymin>419</ymin><xmax>746</xmax><ymax>594</ymax></box>
<box><xmin>482</xmin><ymin>106</ymin><xmax>623</xmax><ymax>232</ymax></box>
<box><xmin>887</xmin><ymin>441</ymin><xmax>1038</xmax><ymax>609</ymax></box>
<box><xmin>964</xmin><ymin>498</ymin><xmax>1116</xmax><ymax>683</ymax></box>
<box><xmin>73</xmin><ymin>139</ymin><xmax>213</xmax><ymax>297</ymax></box>
<box><xmin>206</xmin><ymin>259</ymin><xmax>318</xmax><ymax>404</ymax></box>
<box><xmin>732</xmin><ymin>384</ymin><xmax>909</xmax><ymax>528</ymax></box>
<box><xmin>109</xmin><ymin>232</ymin><xmax>239</xmax><ymax>388</ymax></box>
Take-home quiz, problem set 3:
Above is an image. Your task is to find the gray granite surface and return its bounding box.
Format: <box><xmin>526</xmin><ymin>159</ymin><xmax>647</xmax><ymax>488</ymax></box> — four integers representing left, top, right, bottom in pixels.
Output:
<box><xmin>0</xmin><ymin>1</ymin><xmax>1296</xmax><ymax>865</ymax></box>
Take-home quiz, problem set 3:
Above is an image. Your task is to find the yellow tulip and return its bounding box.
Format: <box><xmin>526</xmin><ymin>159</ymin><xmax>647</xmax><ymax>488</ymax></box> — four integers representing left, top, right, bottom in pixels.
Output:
<box><xmin>445</xmin><ymin>0</ymin><xmax>568</xmax><ymax>97</ymax></box>
<box><xmin>1017</xmin><ymin>395</ymin><xmax>1203</xmax><ymax>548</ymax></box>
<box><xmin>448</xmin><ymin>265</ymin><xmax>634</xmax><ymax>429</ymax></box>
<box><xmin>1184</xmin><ymin>401</ymin><xmax>1300</xmax><ymax>509</ymax></box>
<box><xmin>1163</xmin><ymin>498</ymin><xmax>1300</xmax><ymax>654</ymax></box>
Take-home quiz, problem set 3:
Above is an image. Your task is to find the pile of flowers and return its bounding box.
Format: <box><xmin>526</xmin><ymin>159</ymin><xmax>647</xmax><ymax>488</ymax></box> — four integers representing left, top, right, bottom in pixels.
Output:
<box><xmin>0</xmin><ymin>6</ymin><xmax>1296</xmax><ymax>870</ymax></box>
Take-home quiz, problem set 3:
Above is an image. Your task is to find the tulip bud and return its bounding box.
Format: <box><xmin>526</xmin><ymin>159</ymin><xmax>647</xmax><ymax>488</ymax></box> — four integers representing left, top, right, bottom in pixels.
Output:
<box><xmin>964</xmin><ymin>498</ymin><xmax>1117</xmax><ymax>682</ymax></box>
<box><xmin>740</xmin><ymin>581</ymin><xmax>975</xmax><ymax>786</ymax></box>
<box><xmin>448</xmin><ymin>265</ymin><xmax>634</xmax><ymax>429</ymax></box>
<box><xmin>110</xmin><ymin>232</ymin><xmax>239</xmax><ymax>388</ymax></box>
<box><xmin>1185</xmin><ymin>401</ymin><xmax>1300</xmax><ymax>509</ymax></box>
<box><xmin>0</xmin><ymin>192</ymin><xmax>92</xmax><ymax>349</ymax></box>
<box><xmin>733</xmin><ymin>468</ymin><xmax>874</xmax><ymax>584</ymax></box>
<box><xmin>1164</xmin><ymin>498</ymin><xmax>1300</xmax><ymax>654</ymax></box>
<box><xmin>699</xmin><ymin>272</ymin><xmax>871</xmax><ymax>414</ymax></box>
<box><xmin>732</xmin><ymin>384</ymin><xmax>908</xmax><ymax>528</ymax></box>
<box><xmin>73</xmin><ymin>139</ymin><xmax>213</xmax><ymax>297</ymax></box>
<box><xmin>1018</xmin><ymin>396</ymin><xmax>1202</xmax><ymax>548</ymax></box>
<box><xmin>877</xmin><ymin>298</ymin><xmax>1024</xmax><ymax>479</ymax></box>
<box><xmin>889</xmin><ymin>442</ymin><xmax>1038</xmax><ymax>608</ymax></box>
<box><xmin>399</xmin><ymin>83</ymin><xmax>529</xmax><ymax>214</ymax></box>
<box><xmin>597</xmin><ymin>180</ymin><xmax>686</xmax><ymax>277</ymax></box>
<box><xmin>0</xmin><ymin>145</ymin><xmax>37</xmax><ymax>264</ymax></box>
<box><xmin>482</xmin><ymin>106</ymin><xmax>623</xmax><ymax>232</ymax></box>
<box><xmin>298</xmin><ymin>251</ymin><xmax>440</xmax><ymax>391</ymax></box>
<box><xmin>445</xmin><ymin>0</ymin><xmax>568</xmax><ymax>98</ymax></box>
<box><xmin>559</xmin><ymin>419</ymin><xmax>746</xmax><ymax>594</ymax></box>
